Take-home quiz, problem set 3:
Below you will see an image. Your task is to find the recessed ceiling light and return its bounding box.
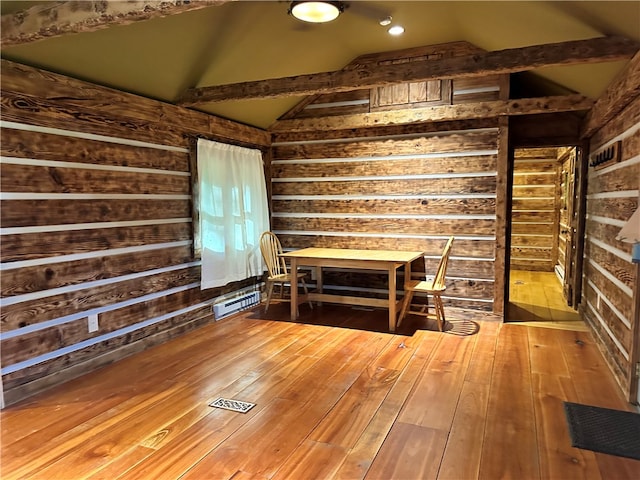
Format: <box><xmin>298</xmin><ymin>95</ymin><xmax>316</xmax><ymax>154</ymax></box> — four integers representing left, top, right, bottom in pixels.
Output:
<box><xmin>379</xmin><ymin>16</ymin><xmax>392</xmax><ymax>26</ymax></box>
<box><xmin>388</xmin><ymin>25</ymin><xmax>405</xmax><ymax>36</ymax></box>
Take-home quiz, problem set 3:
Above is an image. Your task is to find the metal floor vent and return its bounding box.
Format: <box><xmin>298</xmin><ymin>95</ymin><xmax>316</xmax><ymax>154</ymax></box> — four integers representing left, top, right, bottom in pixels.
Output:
<box><xmin>209</xmin><ymin>397</ymin><xmax>256</xmax><ymax>413</ymax></box>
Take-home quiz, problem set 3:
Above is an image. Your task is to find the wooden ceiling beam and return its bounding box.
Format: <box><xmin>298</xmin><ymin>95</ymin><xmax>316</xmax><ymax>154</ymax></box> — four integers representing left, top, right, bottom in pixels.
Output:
<box><xmin>1</xmin><ymin>0</ymin><xmax>230</xmax><ymax>47</ymax></box>
<box><xmin>270</xmin><ymin>94</ymin><xmax>594</xmax><ymax>132</ymax></box>
<box><xmin>179</xmin><ymin>36</ymin><xmax>638</xmax><ymax>106</ymax></box>
<box><xmin>581</xmin><ymin>50</ymin><xmax>640</xmax><ymax>138</ymax></box>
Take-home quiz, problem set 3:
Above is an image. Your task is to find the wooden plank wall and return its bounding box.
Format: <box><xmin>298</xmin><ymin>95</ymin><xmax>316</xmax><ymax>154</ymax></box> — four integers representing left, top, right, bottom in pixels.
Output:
<box><xmin>510</xmin><ymin>148</ymin><xmax>559</xmax><ymax>271</ymax></box>
<box><xmin>271</xmin><ymin>124</ymin><xmax>499</xmax><ymax>311</ymax></box>
<box><xmin>581</xmin><ymin>96</ymin><xmax>639</xmax><ymax>397</ymax></box>
<box><xmin>271</xmin><ymin>46</ymin><xmax>506</xmax><ymax>312</ymax></box>
<box><xmin>0</xmin><ymin>60</ymin><xmax>269</xmax><ymax>406</ymax></box>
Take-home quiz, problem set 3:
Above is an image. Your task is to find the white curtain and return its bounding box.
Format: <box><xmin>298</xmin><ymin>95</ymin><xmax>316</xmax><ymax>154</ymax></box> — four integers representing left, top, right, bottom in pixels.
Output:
<box><xmin>197</xmin><ymin>139</ymin><xmax>270</xmax><ymax>289</ymax></box>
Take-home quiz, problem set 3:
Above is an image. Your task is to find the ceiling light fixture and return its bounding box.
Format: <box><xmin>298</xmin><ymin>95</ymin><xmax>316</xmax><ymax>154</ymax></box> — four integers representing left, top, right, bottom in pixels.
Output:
<box><xmin>289</xmin><ymin>1</ymin><xmax>344</xmax><ymax>23</ymax></box>
<box><xmin>388</xmin><ymin>25</ymin><xmax>405</xmax><ymax>36</ymax></box>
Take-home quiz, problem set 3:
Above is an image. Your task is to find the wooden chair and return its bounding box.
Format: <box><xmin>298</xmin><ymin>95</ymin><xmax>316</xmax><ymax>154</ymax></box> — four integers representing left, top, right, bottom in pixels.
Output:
<box><xmin>259</xmin><ymin>231</ymin><xmax>312</xmax><ymax>313</ymax></box>
<box><xmin>399</xmin><ymin>236</ymin><xmax>454</xmax><ymax>331</ymax></box>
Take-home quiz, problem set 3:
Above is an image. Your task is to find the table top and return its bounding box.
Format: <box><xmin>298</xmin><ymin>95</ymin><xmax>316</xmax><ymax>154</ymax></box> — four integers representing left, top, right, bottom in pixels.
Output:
<box><xmin>281</xmin><ymin>247</ymin><xmax>424</xmax><ymax>263</ymax></box>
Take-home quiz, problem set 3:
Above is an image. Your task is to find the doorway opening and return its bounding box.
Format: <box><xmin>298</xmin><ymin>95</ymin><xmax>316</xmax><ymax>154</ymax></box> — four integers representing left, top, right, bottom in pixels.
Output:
<box><xmin>506</xmin><ymin>146</ymin><xmax>586</xmax><ymax>329</ymax></box>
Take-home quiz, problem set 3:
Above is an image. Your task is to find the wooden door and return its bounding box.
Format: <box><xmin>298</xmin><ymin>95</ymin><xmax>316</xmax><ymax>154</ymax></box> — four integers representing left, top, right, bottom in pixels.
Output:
<box><xmin>561</xmin><ymin>148</ymin><xmax>577</xmax><ymax>305</ymax></box>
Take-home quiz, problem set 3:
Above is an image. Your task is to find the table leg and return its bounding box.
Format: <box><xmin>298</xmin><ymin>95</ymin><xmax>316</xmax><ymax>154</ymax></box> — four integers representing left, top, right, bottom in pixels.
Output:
<box><xmin>316</xmin><ymin>265</ymin><xmax>323</xmax><ymax>306</ymax></box>
<box><xmin>290</xmin><ymin>258</ymin><xmax>298</xmax><ymax>321</ymax></box>
<box><xmin>388</xmin><ymin>264</ymin><xmax>397</xmax><ymax>332</ymax></box>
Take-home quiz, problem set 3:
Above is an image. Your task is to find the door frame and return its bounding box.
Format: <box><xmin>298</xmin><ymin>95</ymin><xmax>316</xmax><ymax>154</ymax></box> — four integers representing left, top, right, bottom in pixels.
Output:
<box><xmin>569</xmin><ymin>142</ymin><xmax>589</xmax><ymax>307</ymax></box>
<box><xmin>504</xmin><ymin>143</ymin><xmax>587</xmax><ymax>312</ymax></box>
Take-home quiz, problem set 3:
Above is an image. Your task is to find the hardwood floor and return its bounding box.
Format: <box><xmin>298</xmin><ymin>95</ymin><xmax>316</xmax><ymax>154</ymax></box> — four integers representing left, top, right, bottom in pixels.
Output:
<box><xmin>2</xmin><ymin>300</ymin><xmax>639</xmax><ymax>479</ymax></box>
<box><xmin>507</xmin><ymin>269</ymin><xmax>588</xmax><ymax>331</ymax></box>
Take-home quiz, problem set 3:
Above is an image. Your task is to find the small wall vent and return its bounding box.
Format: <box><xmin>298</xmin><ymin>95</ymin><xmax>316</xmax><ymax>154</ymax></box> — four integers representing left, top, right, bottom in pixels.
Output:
<box><xmin>212</xmin><ymin>291</ymin><xmax>260</xmax><ymax>320</ymax></box>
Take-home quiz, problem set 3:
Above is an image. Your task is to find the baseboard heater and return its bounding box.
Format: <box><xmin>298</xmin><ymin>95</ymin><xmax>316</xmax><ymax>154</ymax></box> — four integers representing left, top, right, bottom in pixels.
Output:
<box><xmin>213</xmin><ymin>290</ymin><xmax>261</xmax><ymax>320</ymax></box>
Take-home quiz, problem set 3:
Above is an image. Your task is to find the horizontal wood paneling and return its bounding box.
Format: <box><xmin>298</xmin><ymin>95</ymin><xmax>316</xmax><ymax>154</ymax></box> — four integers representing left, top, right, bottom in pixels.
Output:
<box><xmin>272</xmin><ymin>198</ymin><xmax>496</xmax><ymax>215</ymax></box>
<box><xmin>452</xmin><ymin>75</ymin><xmax>501</xmax><ymax>106</ymax></box>
<box><xmin>273</xmin><ymin>217</ymin><xmax>496</xmax><ymax>235</ymax></box>
<box><xmin>318</xmin><ymin>274</ymin><xmax>494</xmax><ymax>302</ymax></box>
<box><xmin>586</xmin><ymin>242</ymin><xmax>635</xmax><ymax>290</ymax></box>
<box><xmin>272</xmin><ymin>125</ymin><xmax>500</xmax><ymax>311</ymax></box>
<box><xmin>581</xmin><ymin>103</ymin><xmax>639</xmax><ymax>398</ymax></box>
<box><xmin>1</xmin><ymin>266</ymin><xmax>201</xmax><ymax>332</ymax></box>
<box><xmin>512</xmin><ymin>211</ymin><xmax>555</xmax><ymax>223</ymax></box>
<box><xmin>585</xmin><ymin>220</ymin><xmax>634</xmax><ymax>255</ymax></box>
<box><xmin>1</xmin><ymin>223</ymin><xmax>192</xmax><ymax>262</ymax></box>
<box><xmin>512</xmin><ymin>185</ymin><xmax>556</xmax><ymax>197</ymax></box>
<box><xmin>273</xmin><ymin>154</ymin><xmax>497</xmax><ymax>178</ymax></box>
<box><xmin>588</xmin><ymin>96</ymin><xmax>640</xmax><ymax>152</ymax></box>
<box><xmin>296</xmin><ymin>91</ymin><xmax>370</xmax><ymax>118</ymax></box>
<box><xmin>1</xmin><ymin>245</ymin><xmax>194</xmax><ymax>297</ymax></box>
<box><xmin>273</xmin><ymin>131</ymin><xmax>498</xmax><ymax>160</ymax></box>
<box><xmin>1</xmin><ymin>60</ymin><xmax>269</xmax><ymax>147</ymax></box>
<box><xmin>1</xmin><ymin>307</ymin><xmax>215</xmax><ymax>396</ymax></box>
<box><xmin>584</xmin><ymin>283</ymin><xmax>632</xmax><ymax>352</ymax></box>
<box><xmin>0</xmin><ymin>128</ymin><xmax>190</xmax><ymax>171</ymax></box>
<box><xmin>510</xmin><ymin>148</ymin><xmax>559</xmax><ymax>272</ymax></box>
<box><xmin>583</xmin><ymin>262</ymin><xmax>633</xmax><ymax>322</ymax></box>
<box><xmin>512</xmin><ymin>198</ymin><xmax>555</xmax><ymax>210</ymax></box>
<box><xmin>271</xmin><ymin>119</ymin><xmax>499</xmax><ymax>144</ymax></box>
<box><xmin>587</xmin><ymin>197</ymin><xmax>638</xmax><ymax>222</ymax></box>
<box><xmin>278</xmin><ymin>234</ymin><xmax>495</xmax><ymax>258</ymax></box>
<box><xmin>0</xmin><ymin>289</ymin><xmax>213</xmax><ymax>368</ymax></box>
<box><xmin>0</xmin><ymin>199</ymin><xmax>191</xmax><ymax>228</ymax></box>
<box><xmin>0</xmin><ymin>163</ymin><xmax>189</xmax><ymax>194</ymax></box>
<box><xmin>511</xmin><ymin>224</ymin><xmax>555</xmax><ymax>236</ymax></box>
<box><xmin>272</xmin><ymin>177</ymin><xmax>497</xmax><ymax>196</ymax></box>
<box><xmin>0</xmin><ymin>59</ymin><xmax>269</xmax><ymax>405</ymax></box>
<box><xmin>1</xmin><ymin>90</ymin><xmax>187</xmax><ymax>148</ymax></box>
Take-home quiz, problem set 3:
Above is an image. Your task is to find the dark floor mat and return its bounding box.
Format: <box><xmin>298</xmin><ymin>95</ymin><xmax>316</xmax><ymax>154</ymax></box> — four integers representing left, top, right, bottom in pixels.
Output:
<box><xmin>564</xmin><ymin>401</ymin><xmax>640</xmax><ymax>460</ymax></box>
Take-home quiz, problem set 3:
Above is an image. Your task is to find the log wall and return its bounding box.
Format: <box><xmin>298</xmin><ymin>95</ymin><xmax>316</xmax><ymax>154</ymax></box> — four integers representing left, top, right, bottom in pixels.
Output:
<box><xmin>270</xmin><ymin>125</ymin><xmax>500</xmax><ymax>311</ymax></box>
<box><xmin>0</xmin><ymin>60</ymin><xmax>269</xmax><ymax>406</ymax></box>
<box><xmin>271</xmin><ymin>44</ymin><xmax>508</xmax><ymax>313</ymax></box>
<box><xmin>581</xmin><ymin>96</ymin><xmax>639</xmax><ymax>397</ymax></box>
<box><xmin>510</xmin><ymin>148</ymin><xmax>560</xmax><ymax>272</ymax></box>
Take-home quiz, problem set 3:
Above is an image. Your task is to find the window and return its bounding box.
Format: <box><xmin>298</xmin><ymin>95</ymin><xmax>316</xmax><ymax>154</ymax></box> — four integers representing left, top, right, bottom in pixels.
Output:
<box><xmin>197</xmin><ymin>139</ymin><xmax>270</xmax><ymax>289</ymax></box>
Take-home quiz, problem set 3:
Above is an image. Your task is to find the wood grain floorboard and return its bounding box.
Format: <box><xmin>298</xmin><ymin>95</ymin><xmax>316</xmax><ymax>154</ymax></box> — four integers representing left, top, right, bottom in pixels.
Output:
<box><xmin>2</xmin><ymin>277</ymin><xmax>638</xmax><ymax>479</ymax></box>
<box><xmin>479</xmin><ymin>325</ymin><xmax>540</xmax><ymax>480</ymax></box>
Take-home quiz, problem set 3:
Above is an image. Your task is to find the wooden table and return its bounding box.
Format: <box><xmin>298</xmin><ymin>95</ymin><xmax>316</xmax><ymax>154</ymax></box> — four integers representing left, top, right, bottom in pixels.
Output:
<box><xmin>280</xmin><ymin>247</ymin><xmax>424</xmax><ymax>332</ymax></box>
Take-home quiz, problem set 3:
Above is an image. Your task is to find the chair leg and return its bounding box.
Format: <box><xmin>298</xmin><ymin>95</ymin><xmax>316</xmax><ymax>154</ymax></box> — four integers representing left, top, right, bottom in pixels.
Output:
<box><xmin>419</xmin><ymin>296</ymin><xmax>430</xmax><ymax>315</ymax></box>
<box><xmin>264</xmin><ymin>281</ymin><xmax>274</xmax><ymax>313</ymax></box>
<box><xmin>433</xmin><ymin>294</ymin><xmax>445</xmax><ymax>331</ymax></box>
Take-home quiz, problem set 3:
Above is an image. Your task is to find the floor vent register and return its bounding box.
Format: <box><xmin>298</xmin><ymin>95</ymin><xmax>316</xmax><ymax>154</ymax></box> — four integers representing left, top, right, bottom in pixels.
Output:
<box><xmin>209</xmin><ymin>397</ymin><xmax>256</xmax><ymax>414</ymax></box>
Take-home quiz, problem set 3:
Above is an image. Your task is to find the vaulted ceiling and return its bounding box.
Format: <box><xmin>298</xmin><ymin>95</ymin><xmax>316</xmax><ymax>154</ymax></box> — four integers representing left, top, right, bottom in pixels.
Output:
<box><xmin>1</xmin><ymin>1</ymin><xmax>639</xmax><ymax>129</ymax></box>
